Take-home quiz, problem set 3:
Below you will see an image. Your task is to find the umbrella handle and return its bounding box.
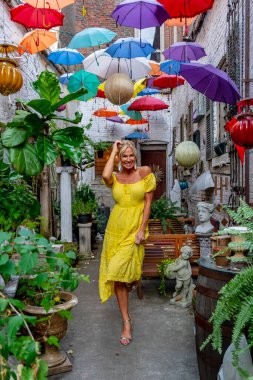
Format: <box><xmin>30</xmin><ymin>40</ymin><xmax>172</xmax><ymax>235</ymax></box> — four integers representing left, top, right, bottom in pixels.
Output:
<box><xmin>144</xmin><ymin>122</ymin><xmax>149</xmax><ymax>132</ymax></box>
<box><xmin>42</xmin><ymin>15</ymin><xmax>51</xmax><ymax>29</ymax></box>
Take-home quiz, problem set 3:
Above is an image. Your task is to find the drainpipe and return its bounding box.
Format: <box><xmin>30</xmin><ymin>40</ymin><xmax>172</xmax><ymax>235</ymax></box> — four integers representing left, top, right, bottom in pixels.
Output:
<box><xmin>244</xmin><ymin>0</ymin><xmax>250</xmax><ymax>202</ymax></box>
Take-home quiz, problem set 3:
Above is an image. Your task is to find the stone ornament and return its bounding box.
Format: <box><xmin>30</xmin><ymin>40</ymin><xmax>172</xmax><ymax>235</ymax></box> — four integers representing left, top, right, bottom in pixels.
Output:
<box><xmin>195</xmin><ymin>201</ymin><xmax>215</xmax><ymax>234</ymax></box>
<box><xmin>104</xmin><ymin>73</ymin><xmax>134</xmax><ymax>105</ymax></box>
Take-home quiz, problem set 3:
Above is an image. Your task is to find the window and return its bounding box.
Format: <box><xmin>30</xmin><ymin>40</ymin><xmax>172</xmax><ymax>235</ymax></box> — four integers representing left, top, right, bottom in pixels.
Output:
<box><xmin>193</xmin><ymin>130</ymin><xmax>200</xmax><ymax>149</ymax></box>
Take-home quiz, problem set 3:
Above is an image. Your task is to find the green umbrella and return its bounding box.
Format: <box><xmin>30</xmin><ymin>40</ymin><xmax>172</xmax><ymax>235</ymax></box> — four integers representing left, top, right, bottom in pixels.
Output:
<box><xmin>120</xmin><ymin>103</ymin><xmax>142</xmax><ymax>120</ymax></box>
<box><xmin>68</xmin><ymin>27</ymin><xmax>116</xmax><ymax>49</ymax></box>
<box><xmin>67</xmin><ymin>70</ymin><xmax>100</xmax><ymax>101</ymax></box>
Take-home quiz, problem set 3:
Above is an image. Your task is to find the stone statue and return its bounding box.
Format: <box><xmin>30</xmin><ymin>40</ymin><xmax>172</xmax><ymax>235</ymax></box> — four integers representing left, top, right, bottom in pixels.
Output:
<box><xmin>166</xmin><ymin>246</ymin><xmax>195</xmax><ymax>308</ymax></box>
<box><xmin>195</xmin><ymin>201</ymin><xmax>215</xmax><ymax>234</ymax></box>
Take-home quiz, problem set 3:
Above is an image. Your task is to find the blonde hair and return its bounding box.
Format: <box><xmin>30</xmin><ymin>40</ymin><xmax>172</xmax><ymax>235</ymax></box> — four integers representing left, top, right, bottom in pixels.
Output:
<box><xmin>118</xmin><ymin>140</ymin><xmax>137</xmax><ymax>159</ymax></box>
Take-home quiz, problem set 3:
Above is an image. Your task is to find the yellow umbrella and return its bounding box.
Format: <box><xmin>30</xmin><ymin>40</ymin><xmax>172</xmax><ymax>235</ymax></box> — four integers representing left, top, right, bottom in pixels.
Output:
<box><xmin>18</xmin><ymin>29</ymin><xmax>57</xmax><ymax>55</ymax></box>
<box><xmin>132</xmin><ymin>78</ymin><xmax>146</xmax><ymax>97</ymax></box>
<box><xmin>23</xmin><ymin>0</ymin><xmax>75</xmax><ymax>10</ymax></box>
<box><xmin>98</xmin><ymin>81</ymin><xmax>106</xmax><ymax>91</ymax></box>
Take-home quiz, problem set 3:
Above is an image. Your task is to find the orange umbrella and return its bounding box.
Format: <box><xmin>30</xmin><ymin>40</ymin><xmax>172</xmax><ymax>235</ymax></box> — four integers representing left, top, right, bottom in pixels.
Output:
<box><xmin>93</xmin><ymin>108</ymin><xmax>118</xmax><ymax>117</ymax></box>
<box><xmin>126</xmin><ymin>118</ymin><xmax>148</xmax><ymax>125</ymax></box>
<box><xmin>23</xmin><ymin>0</ymin><xmax>75</xmax><ymax>10</ymax></box>
<box><xmin>18</xmin><ymin>29</ymin><xmax>57</xmax><ymax>55</ymax></box>
<box><xmin>165</xmin><ymin>17</ymin><xmax>195</xmax><ymax>27</ymax></box>
<box><xmin>148</xmin><ymin>60</ymin><xmax>164</xmax><ymax>76</ymax></box>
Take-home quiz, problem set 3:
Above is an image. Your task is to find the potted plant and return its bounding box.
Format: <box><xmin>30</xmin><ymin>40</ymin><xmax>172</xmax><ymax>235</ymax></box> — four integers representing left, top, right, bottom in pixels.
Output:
<box><xmin>72</xmin><ymin>185</ymin><xmax>98</xmax><ymax>224</ymax></box>
<box><xmin>92</xmin><ymin>141</ymin><xmax>111</xmax><ymax>159</ymax></box>
<box><xmin>149</xmin><ymin>194</ymin><xmax>181</xmax><ymax>233</ymax></box>
<box><xmin>0</xmin><ymin>229</ymin><xmax>89</xmax><ymax>376</ymax></box>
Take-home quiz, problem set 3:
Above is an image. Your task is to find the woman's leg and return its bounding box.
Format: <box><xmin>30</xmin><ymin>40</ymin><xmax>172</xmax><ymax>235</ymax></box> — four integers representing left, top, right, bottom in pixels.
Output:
<box><xmin>114</xmin><ymin>281</ymin><xmax>131</xmax><ymax>339</ymax></box>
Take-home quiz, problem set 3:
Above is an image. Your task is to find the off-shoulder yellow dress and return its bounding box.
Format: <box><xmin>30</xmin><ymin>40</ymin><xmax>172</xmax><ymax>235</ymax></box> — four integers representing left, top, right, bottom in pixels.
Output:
<box><xmin>99</xmin><ymin>172</ymin><xmax>156</xmax><ymax>303</ymax></box>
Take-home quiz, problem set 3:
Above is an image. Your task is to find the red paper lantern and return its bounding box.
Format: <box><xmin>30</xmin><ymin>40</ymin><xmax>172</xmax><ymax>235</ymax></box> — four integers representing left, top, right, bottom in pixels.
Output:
<box><xmin>230</xmin><ymin>113</ymin><xmax>253</xmax><ymax>149</ymax></box>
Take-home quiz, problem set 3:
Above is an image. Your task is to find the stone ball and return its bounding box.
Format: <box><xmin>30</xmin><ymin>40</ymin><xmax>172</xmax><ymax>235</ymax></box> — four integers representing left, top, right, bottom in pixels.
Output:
<box><xmin>175</xmin><ymin>141</ymin><xmax>200</xmax><ymax>168</ymax></box>
<box><xmin>104</xmin><ymin>73</ymin><xmax>134</xmax><ymax>105</ymax></box>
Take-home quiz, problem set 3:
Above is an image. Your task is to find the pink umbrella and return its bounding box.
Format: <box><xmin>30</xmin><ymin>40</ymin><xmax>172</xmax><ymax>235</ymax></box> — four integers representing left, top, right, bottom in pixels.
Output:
<box><xmin>153</xmin><ymin>74</ymin><xmax>185</xmax><ymax>89</ymax></box>
<box><xmin>128</xmin><ymin>96</ymin><xmax>169</xmax><ymax>111</ymax></box>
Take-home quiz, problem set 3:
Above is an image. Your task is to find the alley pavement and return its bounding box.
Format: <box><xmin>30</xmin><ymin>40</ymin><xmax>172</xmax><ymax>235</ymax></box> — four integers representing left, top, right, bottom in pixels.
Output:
<box><xmin>51</xmin><ymin>241</ymin><xmax>199</xmax><ymax>380</ymax></box>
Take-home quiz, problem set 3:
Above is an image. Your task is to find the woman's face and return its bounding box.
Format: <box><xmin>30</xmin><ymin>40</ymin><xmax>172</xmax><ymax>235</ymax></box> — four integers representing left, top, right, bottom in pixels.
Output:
<box><xmin>120</xmin><ymin>147</ymin><xmax>136</xmax><ymax>170</ymax></box>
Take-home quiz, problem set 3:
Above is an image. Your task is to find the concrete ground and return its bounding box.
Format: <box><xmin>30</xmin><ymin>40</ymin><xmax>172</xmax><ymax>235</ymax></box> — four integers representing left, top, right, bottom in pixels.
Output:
<box><xmin>51</xmin><ymin>242</ymin><xmax>199</xmax><ymax>380</ymax></box>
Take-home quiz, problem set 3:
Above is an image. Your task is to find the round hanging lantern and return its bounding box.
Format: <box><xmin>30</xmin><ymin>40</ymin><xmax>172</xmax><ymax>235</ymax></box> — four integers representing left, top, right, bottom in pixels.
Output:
<box><xmin>230</xmin><ymin>113</ymin><xmax>253</xmax><ymax>149</ymax></box>
<box><xmin>0</xmin><ymin>58</ymin><xmax>23</xmax><ymax>96</ymax></box>
<box><xmin>175</xmin><ymin>141</ymin><xmax>200</xmax><ymax>168</ymax></box>
<box><xmin>104</xmin><ymin>73</ymin><xmax>134</xmax><ymax>105</ymax></box>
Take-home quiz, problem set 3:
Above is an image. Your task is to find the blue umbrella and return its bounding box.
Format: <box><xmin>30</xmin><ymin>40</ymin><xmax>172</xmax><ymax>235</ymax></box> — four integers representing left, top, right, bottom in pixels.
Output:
<box><xmin>48</xmin><ymin>48</ymin><xmax>85</xmax><ymax>65</ymax></box>
<box><xmin>125</xmin><ymin>132</ymin><xmax>149</xmax><ymax>139</ymax></box>
<box><xmin>59</xmin><ymin>73</ymin><xmax>73</xmax><ymax>84</ymax></box>
<box><xmin>105</xmin><ymin>37</ymin><xmax>155</xmax><ymax>59</ymax></box>
<box><xmin>68</xmin><ymin>27</ymin><xmax>117</xmax><ymax>49</ymax></box>
<box><xmin>138</xmin><ymin>88</ymin><xmax>160</xmax><ymax>96</ymax></box>
<box><xmin>160</xmin><ymin>59</ymin><xmax>181</xmax><ymax>75</ymax></box>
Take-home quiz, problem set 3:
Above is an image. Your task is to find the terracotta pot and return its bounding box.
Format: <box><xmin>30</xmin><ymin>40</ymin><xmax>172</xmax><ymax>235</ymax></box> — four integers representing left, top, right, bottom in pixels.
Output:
<box><xmin>214</xmin><ymin>255</ymin><xmax>230</xmax><ymax>267</ymax></box>
<box><xmin>0</xmin><ymin>58</ymin><xmax>23</xmax><ymax>96</ymax></box>
<box><xmin>24</xmin><ymin>291</ymin><xmax>78</xmax><ymax>370</ymax></box>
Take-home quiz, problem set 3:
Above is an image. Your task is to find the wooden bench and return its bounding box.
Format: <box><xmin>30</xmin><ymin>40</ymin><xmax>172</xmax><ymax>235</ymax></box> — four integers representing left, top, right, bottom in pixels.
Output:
<box><xmin>137</xmin><ymin>233</ymin><xmax>200</xmax><ymax>299</ymax></box>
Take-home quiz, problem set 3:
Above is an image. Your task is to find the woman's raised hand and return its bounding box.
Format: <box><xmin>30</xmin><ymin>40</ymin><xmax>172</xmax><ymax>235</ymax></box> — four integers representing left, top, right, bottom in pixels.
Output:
<box><xmin>112</xmin><ymin>140</ymin><xmax>122</xmax><ymax>155</ymax></box>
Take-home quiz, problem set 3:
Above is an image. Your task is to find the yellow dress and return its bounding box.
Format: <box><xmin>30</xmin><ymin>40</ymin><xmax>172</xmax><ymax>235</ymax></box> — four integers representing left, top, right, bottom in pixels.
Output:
<box><xmin>99</xmin><ymin>172</ymin><xmax>156</xmax><ymax>303</ymax></box>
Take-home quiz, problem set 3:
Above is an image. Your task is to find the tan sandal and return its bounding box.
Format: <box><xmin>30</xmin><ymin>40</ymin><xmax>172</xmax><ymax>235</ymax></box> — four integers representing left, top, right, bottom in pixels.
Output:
<box><xmin>120</xmin><ymin>318</ymin><xmax>132</xmax><ymax>346</ymax></box>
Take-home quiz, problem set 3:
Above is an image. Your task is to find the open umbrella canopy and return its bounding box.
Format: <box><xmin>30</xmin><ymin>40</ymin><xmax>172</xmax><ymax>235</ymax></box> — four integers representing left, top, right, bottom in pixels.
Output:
<box><xmin>153</xmin><ymin>74</ymin><xmax>185</xmax><ymax>89</ymax></box>
<box><xmin>59</xmin><ymin>73</ymin><xmax>73</xmax><ymax>84</ymax></box>
<box><xmin>138</xmin><ymin>88</ymin><xmax>160</xmax><ymax>96</ymax></box>
<box><xmin>157</xmin><ymin>0</ymin><xmax>215</xmax><ymax>18</ymax></box>
<box><xmin>126</xmin><ymin>118</ymin><xmax>148</xmax><ymax>125</ymax></box>
<box><xmin>125</xmin><ymin>131</ymin><xmax>149</xmax><ymax>139</ymax></box>
<box><xmin>120</xmin><ymin>103</ymin><xmax>143</xmax><ymax>120</ymax></box>
<box><xmin>105</xmin><ymin>37</ymin><xmax>155</xmax><ymax>59</ymax></box>
<box><xmin>179</xmin><ymin>62</ymin><xmax>241</xmax><ymax>105</ymax></box>
<box><xmin>160</xmin><ymin>59</ymin><xmax>181</xmax><ymax>75</ymax></box>
<box><xmin>10</xmin><ymin>3</ymin><xmax>64</xmax><ymax>30</ymax></box>
<box><xmin>106</xmin><ymin>115</ymin><xmax>125</xmax><ymax>123</ymax></box>
<box><xmin>93</xmin><ymin>108</ymin><xmax>118</xmax><ymax>117</ymax></box>
<box><xmin>111</xmin><ymin>0</ymin><xmax>170</xmax><ymax>29</ymax></box>
<box><xmin>128</xmin><ymin>96</ymin><xmax>169</xmax><ymax>110</ymax></box>
<box><xmin>67</xmin><ymin>70</ymin><xmax>100</xmax><ymax>101</ymax></box>
<box><xmin>48</xmin><ymin>48</ymin><xmax>85</xmax><ymax>65</ymax></box>
<box><xmin>163</xmin><ymin>42</ymin><xmax>206</xmax><ymax>62</ymax></box>
<box><xmin>68</xmin><ymin>27</ymin><xmax>117</xmax><ymax>49</ymax></box>
<box><xmin>96</xmin><ymin>89</ymin><xmax>106</xmax><ymax>98</ymax></box>
<box><xmin>18</xmin><ymin>29</ymin><xmax>57</xmax><ymax>55</ymax></box>
<box><xmin>23</xmin><ymin>0</ymin><xmax>75</xmax><ymax>9</ymax></box>
<box><xmin>148</xmin><ymin>60</ymin><xmax>164</xmax><ymax>76</ymax></box>
<box><xmin>165</xmin><ymin>17</ymin><xmax>196</xmax><ymax>27</ymax></box>
<box><xmin>133</xmin><ymin>78</ymin><xmax>146</xmax><ymax>97</ymax></box>
<box><xmin>83</xmin><ymin>50</ymin><xmax>151</xmax><ymax>80</ymax></box>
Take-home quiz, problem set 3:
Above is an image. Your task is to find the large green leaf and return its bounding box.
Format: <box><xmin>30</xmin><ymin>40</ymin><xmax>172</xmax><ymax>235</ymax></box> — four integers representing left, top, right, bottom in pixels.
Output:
<box><xmin>50</xmin><ymin>111</ymin><xmax>83</xmax><ymax>125</ymax></box>
<box><xmin>0</xmin><ymin>141</ymin><xmax>11</xmax><ymax>164</ymax></box>
<box><xmin>51</xmin><ymin>88</ymin><xmax>87</xmax><ymax>112</ymax></box>
<box><xmin>35</xmin><ymin>135</ymin><xmax>58</xmax><ymax>165</ymax></box>
<box><xmin>25</xmin><ymin>113</ymin><xmax>45</xmax><ymax>135</ymax></box>
<box><xmin>26</xmin><ymin>99</ymin><xmax>52</xmax><ymax>116</ymax></box>
<box><xmin>57</xmin><ymin>142</ymin><xmax>82</xmax><ymax>164</ymax></box>
<box><xmin>10</xmin><ymin>143</ymin><xmax>43</xmax><ymax>176</ymax></box>
<box><xmin>7</xmin><ymin>315</ymin><xmax>24</xmax><ymax>340</ymax></box>
<box><xmin>52</xmin><ymin>127</ymin><xmax>84</xmax><ymax>147</ymax></box>
<box><xmin>6</xmin><ymin>111</ymin><xmax>30</xmax><ymax>129</ymax></box>
<box><xmin>2</xmin><ymin>128</ymin><xmax>27</xmax><ymax>148</ymax></box>
<box><xmin>33</xmin><ymin>71</ymin><xmax>60</xmax><ymax>105</ymax></box>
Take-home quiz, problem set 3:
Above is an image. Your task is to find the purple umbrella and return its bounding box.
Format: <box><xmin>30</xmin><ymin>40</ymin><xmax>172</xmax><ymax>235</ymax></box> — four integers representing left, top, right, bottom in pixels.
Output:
<box><xmin>106</xmin><ymin>116</ymin><xmax>124</xmax><ymax>123</ymax></box>
<box><xmin>163</xmin><ymin>42</ymin><xmax>206</xmax><ymax>62</ymax></box>
<box><xmin>179</xmin><ymin>62</ymin><xmax>241</xmax><ymax>105</ymax></box>
<box><xmin>111</xmin><ymin>0</ymin><xmax>170</xmax><ymax>29</ymax></box>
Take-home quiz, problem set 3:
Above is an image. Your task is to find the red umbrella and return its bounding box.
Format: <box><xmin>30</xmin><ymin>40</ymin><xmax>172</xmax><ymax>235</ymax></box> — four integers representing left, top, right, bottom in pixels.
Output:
<box><xmin>95</xmin><ymin>89</ymin><xmax>106</xmax><ymax>98</ymax></box>
<box><xmin>126</xmin><ymin>118</ymin><xmax>148</xmax><ymax>125</ymax></box>
<box><xmin>128</xmin><ymin>96</ymin><xmax>169</xmax><ymax>111</ymax></box>
<box><xmin>10</xmin><ymin>3</ymin><xmax>64</xmax><ymax>30</ymax></box>
<box><xmin>157</xmin><ymin>0</ymin><xmax>214</xmax><ymax>18</ymax></box>
<box><xmin>153</xmin><ymin>74</ymin><xmax>185</xmax><ymax>89</ymax></box>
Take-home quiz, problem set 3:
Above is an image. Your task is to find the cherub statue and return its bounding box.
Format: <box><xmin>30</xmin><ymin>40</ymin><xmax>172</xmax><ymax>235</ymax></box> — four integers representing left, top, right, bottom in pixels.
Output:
<box><xmin>166</xmin><ymin>245</ymin><xmax>195</xmax><ymax>308</ymax></box>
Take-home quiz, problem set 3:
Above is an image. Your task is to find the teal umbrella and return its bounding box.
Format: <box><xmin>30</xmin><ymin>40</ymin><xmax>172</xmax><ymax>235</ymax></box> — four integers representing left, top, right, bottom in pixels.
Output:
<box><xmin>120</xmin><ymin>103</ymin><xmax>142</xmax><ymax>120</ymax></box>
<box><xmin>68</xmin><ymin>27</ymin><xmax>117</xmax><ymax>49</ymax></box>
<box><xmin>67</xmin><ymin>70</ymin><xmax>100</xmax><ymax>101</ymax></box>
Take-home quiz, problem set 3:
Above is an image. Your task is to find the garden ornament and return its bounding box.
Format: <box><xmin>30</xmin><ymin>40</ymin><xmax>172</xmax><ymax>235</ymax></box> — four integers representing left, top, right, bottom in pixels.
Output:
<box><xmin>166</xmin><ymin>245</ymin><xmax>195</xmax><ymax>308</ymax></box>
<box><xmin>195</xmin><ymin>202</ymin><xmax>215</xmax><ymax>234</ymax></box>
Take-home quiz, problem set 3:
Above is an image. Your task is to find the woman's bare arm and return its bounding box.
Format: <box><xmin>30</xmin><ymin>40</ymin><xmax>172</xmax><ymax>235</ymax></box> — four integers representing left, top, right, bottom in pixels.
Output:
<box><xmin>102</xmin><ymin>140</ymin><xmax>121</xmax><ymax>186</ymax></box>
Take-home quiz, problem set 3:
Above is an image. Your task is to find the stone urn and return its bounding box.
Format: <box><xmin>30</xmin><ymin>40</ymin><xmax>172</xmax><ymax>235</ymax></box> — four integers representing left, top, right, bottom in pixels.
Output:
<box><xmin>24</xmin><ymin>291</ymin><xmax>78</xmax><ymax>374</ymax></box>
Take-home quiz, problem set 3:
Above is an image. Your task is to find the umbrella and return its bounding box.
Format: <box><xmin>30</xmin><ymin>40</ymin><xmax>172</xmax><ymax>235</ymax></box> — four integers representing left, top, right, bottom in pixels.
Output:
<box><xmin>179</xmin><ymin>62</ymin><xmax>241</xmax><ymax>105</ymax></box>
<box><xmin>23</xmin><ymin>0</ymin><xmax>75</xmax><ymax>9</ymax></box>
<box><xmin>18</xmin><ymin>29</ymin><xmax>57</xmax><ymax>55</ymax></box>
<box><xmin>106</xmin><ymin>116</ymin><xmax>125</xmax><ymax>123</ymax></box>
<box><xmin>128</xmin><ymin>96</ymin><xmax>169</xmax><ymax>110</ymax></box>
<box><xmin>133</xmin><ymin>78</ymin><xmax>146</xmax><ymax>97</ymax></box>
<box><xmin>68</xmin><ymin>27</ymin><xmax>117</xmax><ymax>49</ymax></box>
<box><xmin>67</xmin><ymin>70</ymin><xmax>100</xmax><ymax>101</ymax></box>
<box><xmin>148</xmin><ymin>60</ymin><xmax>164</xmax><ymax>76</ymax></box>
<box><xmin>163</xmin><ymin>42</ymin><xmax>206</xmax><ymax>62</ymax></box>
<box><xmin>83</xmin><ymin>50</ymin><xmax>151</xmax><ymax>80</ymax></box>
<box><xmin>165</xmin><ymin>17</ymin><xmax>196</xmax><ymax>27</ymax></box>
<box><xmin>93</xmin><ymin>108</ymin><xmax>118</xmax><ymax>117</ymax></box>
<box><xmin>160</xmin><ymin>59</ymin><xmax>181</xmax><ymax>75</ymax></box>
<box><xmin>138</xmin><ymin>88</ymin><xmax>160</xmax><ymax>96</ymax></box>
<box><xmin>105</xmin><ymin>37</ymin><xmax>155</xmax><ymax>59</ymax></box>
<box><xmin>189</xmin><ymin>170</ymin><xmax>214</xmax><ymax>194</ymax></box>
<box><xmin>111</xmin><ymin>0</ymin><xmax>170</xmax><ymax>29</ymax></box>
<box><xmin>59</xmin><ymin>73</ymin><xmax>73</xmax><ymax>84</ymax></box>
<box><xmin>120</xmin><ymin>103</ymin><xmax>142</xmax><ymax>120</ymax></box>
<box><xmin>48</xmin><ymin>48</ymin><xmax>85</xmax><ymax>65</ymax></box>
<box><xmin>10</xmin><ymin>3</ymin><xmax>64</xmax><ymax>30</ymax></box>
<box><xmin>125</xmin><ymin>132</ymin><xmax>149</xmax><ymax>139</ymax></box>
<box><xmin>96</xmin><ymin>89</ymin><xmax>106</xmax><ymax>98</ymax></box>
<box><xmin>153</xmin><ymin>74</ymin><xmax>185</xmax><ymax>89</ymax></box>
<box><xmin>126</xmin><ymin>118</ymin><xmax>148</xmax><ymax>125</ymax></box>
<box><xmin>157</xmin><ymin>0</ymin><xmax>215</xmax><ymax>18</ymax></box>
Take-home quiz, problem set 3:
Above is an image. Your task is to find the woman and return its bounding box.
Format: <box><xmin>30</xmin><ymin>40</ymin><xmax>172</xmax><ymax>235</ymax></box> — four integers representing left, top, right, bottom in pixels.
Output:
<box><xmin>99</xmin><ymin>139</ymin><xmax>156</xmax><ymax>346</ymax></box>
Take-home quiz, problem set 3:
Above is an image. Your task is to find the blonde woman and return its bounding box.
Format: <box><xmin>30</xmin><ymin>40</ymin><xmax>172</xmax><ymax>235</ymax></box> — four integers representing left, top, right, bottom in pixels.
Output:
<box><xmin>99</xmin><ymin>140</ymin><xmax>156</xmax><ymax>346</ymax></box>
